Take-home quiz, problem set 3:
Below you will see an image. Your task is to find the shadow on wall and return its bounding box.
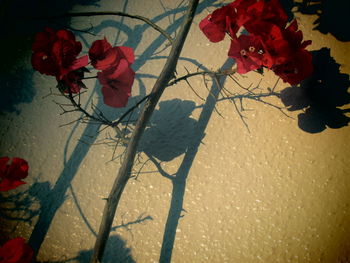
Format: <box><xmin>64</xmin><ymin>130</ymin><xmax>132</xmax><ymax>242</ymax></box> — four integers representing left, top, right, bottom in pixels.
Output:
<box><xmin>25</xmin><ymin>0</ymin><xmax>222</xmax><ymax>261</ymax></box>
<box><xmin>140</xmin><ymin>99</ymin><xmax>200</xmax><ymax>162</ymax></box>
<box><xmin>0</xmin><ymin>182</ymin><xmax>50</xmax><ymax>244</ymax></box>
<box><xmin>140</xmin><ymin>59</ymin><xmax>235</xmax><ymax>263</ymax></box>
<box><xmin>295</xmin><ymin>0</ymin><xmax>350</xmax><ymax>42</ymax></box>
<box><xmin>0</xmin><ymin>0</ymin><xmax>100</xmax><ymax>114</ymax></box>
<box><xmin>38</xmin><ymin>235</ymin><xmax>135</xmax><ymax>263</ymax></box>
<box><xmin>68</xmin><ymin>235</ymin><xmax>135</xmax><ymax>263</ymax></box>
<box><xmin>280</xmin><ymin>48</ymin><xmax>350</xmax><ymax>133</ymax></box>
<box><xmin>0</xmin><ymin>38</ymin><xmax>36</xmax><ymax>114</ymax></box>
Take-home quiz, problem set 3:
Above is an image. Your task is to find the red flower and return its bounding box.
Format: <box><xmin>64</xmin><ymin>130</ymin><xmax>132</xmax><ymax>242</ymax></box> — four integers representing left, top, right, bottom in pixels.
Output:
<box><xmin>31</xmin><ymin>28</ymin><xmax>88</xmax><ymax>80</ymax></box>
<box><xmin>273</xmin><ymin>48</ymin><xmax>313</xmax><ymax>85</ymax></box>
<box><xmin>0</xmin><ymin>237</ymin><xmax>33</xmax><ymax>263</ymax></box>
<box><xmin>199</xmin><ymin>3</ymin><xmax>239</xmax><ymax>42</ymax></box>
<box><xmin>283</xmin><ymin>20</ymin><xmax>312</xmax><ymax>51</ymax></box>
<box><xmin>259</xmin><ymin>20</ymin><xmax>312</xmax><ymax>68</ymax></box>
<box><xmin>98</xmin><ymin>61</ymin><xmax>135</xmax><ymax>108</ymax></box>
<box><xmin>228</xmin><ymin>34</ymin><xmax>264</xmax><ymax>74</ymax></box>
<box><xmin>0</xmin><ymin>157</ymin><xmax>29</xmax><ymax>191</ymax></box>
<box><xmin>89</xmin><ymin>38</ymin><xmax>134</xmax><ymax>70</ymax></box>
<box><xmin>89</xmin><ymin>38</ymin><xmax>135</xmax><ymax>108</ymax></box>
<box><xmin>242</xmin><ymin>0</ymin><xmax>288</xmax><ymax>33</ymax></box>
<box><xmin>260</xmin><ymin>24</ymin><xmax>292</xmax><ymax>68</ymax></box>
<box><xmin>199</xmin><ymin>0</ymin><xmax>313</xmax><ymax>85</ymax></box>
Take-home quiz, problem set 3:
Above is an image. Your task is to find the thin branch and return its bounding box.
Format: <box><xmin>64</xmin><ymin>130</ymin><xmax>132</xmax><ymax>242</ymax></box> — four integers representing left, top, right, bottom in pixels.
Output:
<box><xmin>90</xmin><ymin>1</ymin><xmax>199</xmax><ymax>262</ymax></box>
<box><xmin>64</xmin><ymin>86</ymin><xmax>113</xmax><ymax>126</ymax></box>
<box><xmin>111</xmin><ymin>94</ymin><xmax>150</xmax><ymax>128</ymax></box>
<box><xmin>38</xmin><ymin>11</ymin><xmax>173</xmax><ymax>44</ymax></box>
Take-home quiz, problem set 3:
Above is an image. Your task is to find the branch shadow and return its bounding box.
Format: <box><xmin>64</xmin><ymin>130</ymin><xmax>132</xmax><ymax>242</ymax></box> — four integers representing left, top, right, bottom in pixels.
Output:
<box><xmin>37</xmin><ymin>234</ymin><xmax>135</xmax><ymax>263</ymax></box>
<box><xmin>24</xmin><ymin>0</ymin><xmax>221</xmax><ymax>260</ymax></box>
<box><xmin>138</xmin><ymin>58</ymin><xmax>235</xmax><ymax>263</ymax></box>
<box><xmin>295</xmin><ymin>0</ymin><xmax>350</xmax><ymax>42</ymax></box>
<box><xmin>68</xmin><ymin>234</ymin><xmax>135</xmax><ymax>263</ymax></box>
<box><xmin>0</xmin><ymin>181</ymin><xmax>50</xmax><ymax>245</ymax></box>
<box><xmin>280</xmin><ymin>47</ymin><xmax>350</xmax><ymax>133</ymax></box>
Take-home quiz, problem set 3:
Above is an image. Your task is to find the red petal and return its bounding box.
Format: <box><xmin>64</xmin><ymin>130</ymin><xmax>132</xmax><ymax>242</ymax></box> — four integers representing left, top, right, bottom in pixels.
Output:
<box><xmin>118</xmin><ymin>46</ymin><xmax>135</xmax><ymax>64</ymax></box>
<box><xmin>99</xmin><ymin>67</ymin><xmax>135</xmax><ymax>108</ymax></box>
<box><xmin>56</xmin><ymin>29</ymin><xmax>76</xmax><ymax>41</ymax></box>
<box><xmin>104</xmin><ymin>59</ymin><xmax>130</xmax><ymax>79</ymax></box>
<box><xmin>0</xmin><ymin>178</ymin><xmax>26</xmax><ymax>191</ymax></box>
<box><xmin>0</xmin><ymin>157</ymin><xmax>9</xmax><ymax>173</ymax></box>
<box><xmin>89</xmin><ymin>38</ymin><xmax>112</xmax><ymax>60</ymax></box>
<box><xmin>68</xmin><ymin>55</ymin><xmax>89</xmax><ymax>72</ymax></box>
<box><xmin>0</xmin><ymin>237</ymin><xmax>33</xmax><ymax>263</ymax></box>
<box><xmin>9</xmin><ymin>158</ymin><xmax>29</xmax><ymax>180</ymax></box>
<box><xmin>199</xmin><ymin>15</ymin><xmax>226</xmax><ymax>43</ymax></box>
<box><xmin>31</xmin><ymin>52</ymin><xmax>58</xmax><ymax>76</ymax></box>
<box><xmin>92</xmin><ymin>47</ymin><xmax>119</xmax><ymax>70</ymax></box>
<box><xmin>32</xmin><ymin>28</ymin><xmax>57</xmax><ymax>52</ymax></box>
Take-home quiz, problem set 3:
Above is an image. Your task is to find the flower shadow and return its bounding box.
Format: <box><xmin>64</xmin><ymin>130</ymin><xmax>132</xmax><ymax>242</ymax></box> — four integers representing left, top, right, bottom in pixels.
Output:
<box><xmin>280</xmin><ymin>47</ymin><xmax>350</xmax><ymax>133</ymax></box>
<box><xmin>295</xmin><ymin>0</ymin><xmax>350</xmax><ymax>42</ymax></box>
<box><xmin>139</xmin><ymin>99</ymin><xmax>201</xmax><ymax>162</ymax></box>
<box><xmin>68</xmin><ymin>235</ymin><xmax>135</xmax><ymax>263</ymax></box>
<box><xmin>37</xmin><ymin>235</ymin><xmax>135</xmax><ymax>263</ymax></box>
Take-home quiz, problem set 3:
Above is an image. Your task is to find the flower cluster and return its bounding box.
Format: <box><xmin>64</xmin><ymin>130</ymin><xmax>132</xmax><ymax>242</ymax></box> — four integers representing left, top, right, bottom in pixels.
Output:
<box><xmin>32</xmin><ymin>28</ymin><xmax>135</xmax><ymax>108</ymax></box>
<box><xmin>199</xmin><ymin>0</ymin><xmax>313</xmax><ymax>85</ymax></box>
<box><xmin>0</xmin><ymin>157</ymin><xmax>33</xmax><ymax>262</ymax></box>
<box><xmin>89</xmin><ymin>38</ymin><xmax>135</xmax><ymax>108</ymax></box>
<box><xmin>0</xmin><ymin>238</ymin><xmax>33</xmax><ymax>263</ymax></box>
<box><xmin>0</xmin><ymin>157</ymin><xmax>29</xmax><ymax>191</ymax></box>
<box><xmin>31</xmin><ymin>28</ymin><xmax>88</xmax><ymax>93</ymax></box>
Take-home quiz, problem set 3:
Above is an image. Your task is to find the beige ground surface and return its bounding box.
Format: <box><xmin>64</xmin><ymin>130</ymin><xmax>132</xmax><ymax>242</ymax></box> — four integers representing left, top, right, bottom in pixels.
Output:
<box><xmin>1</xmin><ymin>0</ymin><xmax>350</xmax><ymax>262</ymax></box>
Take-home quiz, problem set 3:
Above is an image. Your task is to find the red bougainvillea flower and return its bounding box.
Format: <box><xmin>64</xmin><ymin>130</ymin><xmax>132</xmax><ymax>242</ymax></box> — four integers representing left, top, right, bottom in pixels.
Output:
<box><xmin>0</xmin><ymin>157</ymin><xmax>29</xmax><ymax>191</ymax></box>
<box><xmin>260</xmin><ymin>20</ymin><xmax>313</xmax><ymax>66</ymax></box>
<box><xmin>273</xmin><ymin>48</ymin><xmax>313</xmax><ymax>85</ymax></box>
<box><xmin>199</xmin><ymin>3</ymin><xmax>239</xmax><ymax>42</ymax></box>
<box><xmin>228</xmin><ymin>34</ymin><xmax>265</xmax><ymax>74</ymax></box>
<box><xmin>283</xmin><ymin>19</ymin><xmax>312</xmax><ymax>51</ymax></box>
<box><xmin>89</xmin><ymin>38</ymin><xmax>135</xmax><ymax>108</ymax></box>
<box><xmin>259</xmin><ymin>24</ymin><xmax>292</xmax><ymax>68</ymax></box>
<box><xmin>31</xmin><ymin>28</ymin><xmax>88</xmax><ymax>80</ymax></box>
<box><xmin>0</xmin><ymin>237</ymin><xmax>33</xmax><ymax>263</ymax></box>
<box><xmin>199</xmin><ymin>0</ymin><xmax>313</xmax><ymax>85</ymax></box>
<box><xmin>98</xmin><ymin>61</ymin><xmax>135</xmax><ymax>108</ymax></box>
<box><xmin>241</xmin><ymin>0</ymin><xmax>288</xmax><ymax>33</ymax></box>
<box><xmin>89</xmin><ymin>38</ymin><xmax>134</xmax><ymax>70</ymax></box>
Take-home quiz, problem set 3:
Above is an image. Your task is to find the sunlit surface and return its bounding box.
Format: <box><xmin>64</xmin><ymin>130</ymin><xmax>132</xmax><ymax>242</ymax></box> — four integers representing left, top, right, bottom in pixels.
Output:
<box><xmin>0</xmin><ymin>0</ymin><xmax>349</xmax><ymax>262</ymax></box>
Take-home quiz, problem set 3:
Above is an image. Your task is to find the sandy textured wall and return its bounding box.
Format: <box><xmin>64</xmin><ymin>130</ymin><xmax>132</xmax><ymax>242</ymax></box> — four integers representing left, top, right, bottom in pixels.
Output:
<box><xmin>1</xmin><ymin>0</ymin><xmax>350</xmax><ymax>262</ymax></box>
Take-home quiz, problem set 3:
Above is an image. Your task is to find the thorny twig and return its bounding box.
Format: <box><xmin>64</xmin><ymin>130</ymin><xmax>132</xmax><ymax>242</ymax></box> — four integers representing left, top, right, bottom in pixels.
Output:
<box><xmin>38</xmin><ymin>11</ymin><xmax>174</xmax><ymax>44</ymax></box>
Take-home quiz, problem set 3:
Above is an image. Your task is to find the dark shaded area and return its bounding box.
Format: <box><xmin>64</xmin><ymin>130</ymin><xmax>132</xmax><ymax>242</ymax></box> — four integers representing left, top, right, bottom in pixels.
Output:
<box><xmin>140</xmin><ymin>99</ymin><xmax>200</xmax><ymax>162</ymax></box>
<box><xmin>0</xmin><ymin>182</ymin><xmax>50</xmax><ymax>226</ymax></box>
<box><xmin>0</xmin><ymin>69</ymin><xmax>36</xmax><ymax>114</ymax></box>
<box><xmin>0</xmin><ymin>35</ymin><xmax>36</xmax><ymax>114</ymax></box>
<box><xmin>0</xmin><ymin>0</ymin><xmax>101</xmax><ymax>114</ymax></box>
<box><xmin>69</xmin><ymin>235</ymin><xmax>135</xmax><ymax>263</ymax></box>
<box><xmin>279</xmin><ymin>0</ymin><xmax>295</xmax><ymax>21</ymax></box>
<box><xmin>295</xmin><ymin>0</ymin><xmax>350</xmax><ymax>41</ymax></box>
<box><xmin>280</xmin><ymin>48</ymin><xmax>350</xmax><ymax>133</ymax></box>
<box><xmin>38</xmin><ymin>235</ymin><xmax>135</xmax><ymax>263</ymax></box>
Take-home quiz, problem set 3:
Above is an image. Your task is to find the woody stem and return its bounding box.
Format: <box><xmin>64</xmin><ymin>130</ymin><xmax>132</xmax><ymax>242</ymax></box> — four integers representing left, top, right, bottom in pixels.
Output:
<box><xmin>89</xmin><ymin>0</ymin><xmax>199</xmax><ymax>262</ymax></box>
